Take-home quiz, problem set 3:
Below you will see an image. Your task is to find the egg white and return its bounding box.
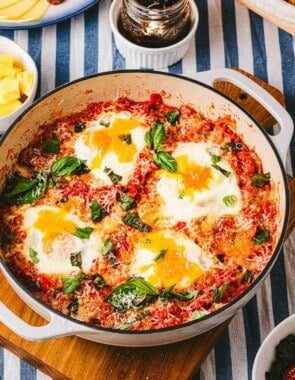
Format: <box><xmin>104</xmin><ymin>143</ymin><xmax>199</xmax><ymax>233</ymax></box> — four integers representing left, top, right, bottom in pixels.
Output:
<box><xmin>74</xmin><ymin>111</ymin><xmax>146</xmax><ymax>185</ymax></box>
<box><xmin>156</xmin><ymin>141</ymin><xmax>242</xmax><ymax>225</ymax></box>
<box><xmin>23</xmin><ymin>205</ymin><xmax>102</xmax><ymax>275</ymax></box>
<box><xmin>131</xmin><ymin>231</ymin><xmax>212</xmax><ymax>290</ymax></box>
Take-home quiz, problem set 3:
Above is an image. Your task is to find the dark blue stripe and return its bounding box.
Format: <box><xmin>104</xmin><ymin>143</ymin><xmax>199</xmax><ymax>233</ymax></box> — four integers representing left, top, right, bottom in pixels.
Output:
<box><xmin>243</xmin><ymin>296</ymin><xmax>261</xmax><ymax>380</ymax></box>
<box><xmin>84</xmin><ymin>6</ymin><xmax>98</xmax><ymax>76</ymax></box>
<box><xmin>112</xmin><ymin>35</ymin><xmax>125</xmax><ymax>70</ymax></box>
<box><xmin>278</xmin><ymin>29</ymin><xmax>295</xmax><ymax>173</ymax></box>
<box><xmin>0</xmin><ymin>29</ymin><xmax>14</xmax><ymax>39</ymax></box>
<box><xmin>195</xmin><ymin>0</ymin><xmax>210</xmax><ymax>72</ymax></box>
<box><xmin>270</xmin><ymin>249</ymin><xmax>289</xmax><ymax>325</ymax></box>
<box><xmin>20</xmin><ymin>360</ymin><xmax>36</xmax><ymax>380</ymax></box>
<box><xmin>215</xmin><ymin>328</ymin><xmax>233</xmax><ymax>379</ymax></box>
<box><xmin>169</xmin><ymin>60</ymin><xmax>183</xmax><ymax>73</ymax></box>
<box><xmin>249</xmin><ymin>11</ymin><xmax>267</xmax><ymax>82</ymax></box>
<box><xmin>221</xmin><ymin>0</ymin><xmax>239</xmax><ymax>68</ymax></box>
<box><xmin>55</xmin><ymin>20</ymin><xmax>71</xmax><ymax>87</ymax></box>
<box><xmin>0</xmin><ymin>346</ymin><xmax>3</xmax><ymax>380</ymax></box>
<box><xmin>28</xmin><ymin>29</ymin><xmax>42</xmax><ymax>100</ymax></box>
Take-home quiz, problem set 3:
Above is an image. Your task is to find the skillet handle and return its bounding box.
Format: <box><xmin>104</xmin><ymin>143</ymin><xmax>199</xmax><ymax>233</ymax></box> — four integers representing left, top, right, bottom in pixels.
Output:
<box><xmin>0</xmin><ymin>300</ymin><xmax>93</xmax><ymax>342</ymax></box>
<box><xmin>193</xmin><ymin>68</ymin><xmax>294</xmax><ymax>167</ymax></box>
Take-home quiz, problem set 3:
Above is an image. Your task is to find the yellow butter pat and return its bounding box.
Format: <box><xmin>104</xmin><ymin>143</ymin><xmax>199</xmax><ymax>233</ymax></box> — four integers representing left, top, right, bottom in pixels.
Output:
<box><xmin>17</xmin><ymin>71</ymin><xmax>34</xmax><ymax>96</ymax></box>
<box><xmin>0</xmin><ymin>99</ymin><xmax>22</xmax><ymax>117</ymax></box>
<box><xmin>0</xmin><ymin>54</ymin><xmax>15</xmax><ymax>78</ymax></box>
<box><xmin>0</xmin><ymin>77</ymin><xmax>21</xmax><ymax>104</ymax></box>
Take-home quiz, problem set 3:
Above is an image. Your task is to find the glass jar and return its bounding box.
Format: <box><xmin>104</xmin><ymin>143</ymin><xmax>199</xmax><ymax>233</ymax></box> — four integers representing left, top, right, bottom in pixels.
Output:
<box><xmin>118</xmin><ymin>0</ymin><xmax>191</xmax><ymax>48</ymax></box>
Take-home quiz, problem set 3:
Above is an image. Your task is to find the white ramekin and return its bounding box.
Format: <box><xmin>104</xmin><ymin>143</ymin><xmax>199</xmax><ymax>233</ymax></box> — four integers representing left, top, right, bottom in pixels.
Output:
<box><xmin>0</xmin><ymin>36</ymin><xmax>38</xmax><ymax>134</ymax></box>
<box><xmin>109</xmin><ymin>0</ymin><xmax>199</xmax><ymax>69</ymax></box>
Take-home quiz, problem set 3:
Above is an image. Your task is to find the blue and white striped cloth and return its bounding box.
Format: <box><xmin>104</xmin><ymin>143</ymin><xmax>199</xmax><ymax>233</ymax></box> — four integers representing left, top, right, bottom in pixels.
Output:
<box><xmin>0</xmin><ymin>0</ymin><xmax>294</xmax><ymax>379</ymax></box>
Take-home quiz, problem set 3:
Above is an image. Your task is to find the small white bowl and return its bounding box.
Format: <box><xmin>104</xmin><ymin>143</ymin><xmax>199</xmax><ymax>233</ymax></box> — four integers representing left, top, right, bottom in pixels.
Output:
<box><xmin>109</xmin><ymin>0</ymin><xmax>199</xmax><ymax>69</ymax></box>
<box><xmin>252</xmin><ymin>313</ymin><xmax>295</xmax><ymax>380</ymax></box>
<box><xmin>0</xmin><ymin>36</ymin><xmax>38</xmax><ymax>134</ymax></box>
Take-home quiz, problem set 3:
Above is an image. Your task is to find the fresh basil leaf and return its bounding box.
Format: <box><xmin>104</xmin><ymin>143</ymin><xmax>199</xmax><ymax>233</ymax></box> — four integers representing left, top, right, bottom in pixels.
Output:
<box><xmin>153</xmin><ymin>150</ymin><xmax>177</xmax><ymax>172</ymax></box>
<box><xmin>2</xmin><ymin>231</ymin><xmax>15</xmax><ymax>244</ymax></box>
<box><xmin>118</xmin><ymin>134</ymin><xmax>132</xmax><ymax>145</ymax></box>
<box><xmin>242</xmin><ymin>269</ymin><xmax>253</xmax><ymax>284</ymax></box>
<box><xmin>212</xmin><ymin>164</ymin><xmax>231</xmax><ymax>177</ymax></box>
<box><xmin>222</xmin><ymin>195</ymin><xmax>237</xmax><ymax>207</ymax></box>
<box><xmin>49</xmin><ymin>176</ymin><xmax>61</xmax><ymax>188</ymax></box>
<box><xmin>144</xmin><ymin>121</ymin><xmax>166</xmax><ymax>150</ymax></box>
<box><xmin>70</xmin><ymin>251</ymin><xmax>82</xmax><ymax>268</ymax></box>
<box><xmin>74</xmin><ymin>122</ymin><xmax>86</xmax><ymax>133</ymax></box>
<box><xmin>51</xmin><ymin>156</ymin><xmax>87</xmax><ymax>177</ymax></box>
<box><xmin>251</xmin><ymin>172</ymin><xmax>271</xmax><ymax>188</ymax></box>
<box><xmin>122</xmin><ymin>212</ymin><xmax>151</xmax><ymax>232</ymax></box>
<box><xmin>166</xmin><ymin>110</ymin><xmax>180</xmax><ymax>125</ymax></box>
<box><xmin>211</xmin><ymin>155</ymin><xmax>221</xmax><ymax>165</ymax></box>
<box><xmin>2</xmin><ymin>176</ymin><xmax>38</xmax><ymax>198</ymax></box>
<box><xmin>104</xmin><ymin>167</ymin><xmax>122</xmax><ymax>184</ymax></box>
<box><xmin>161</xmin><ymin>285</ymin><xmax>198</xmax><ymax>301</ymax></box>
<box><xmin>120</xmin><ymin>193</ymin><xmax>137</xmax><ymax>211</ymax></box>
<box><xmin>213</xmin><ymin>282</ymin><xmax>229</xmax><ymax>303</ymax></box>
<box><xmin>90</xmin><ymin>200</ymin><xmax>107</xmax><ymax>223</ymax></box>
<box><xmin>101</xmin><ymin>237</ymin><xmax>114</xmax><ymax>256</ymax></box>
<box><xmin>107</xmin><ymin>278</ymin><xmax>159</xmax><ymax>311</ymax></box>
<box><xmin>29</xmin><ymin>247</ymin><xmax>39</xmax><ymax>264</ymax></box>
<box><xmin>93</xmin><ymin>274</ymin><xmax>106</xmax><ymax>288</ymax></box>
<box><xmin>120</xmin><ymin>322</ymin><xmax>132</xmax><ymax>330</ymax></box>
<box><xmin>1</xmin><ymin>173</ymin><xmax>48</xmax><ymax>205</ymax></box>
<box><xmin>152</xmin><ymin>121</ymin><xmax>166</xmax><ymax>149</ymax></box>
<box><xmin>62</xmin><ymin>277</ymin><xmax>80</xmax><ymax>294</ymax></box>
<box><xmin>253</xmin><ymin>229</ymin><xmax>270</xmax><ymax>245</ymax></box>
<box><xmin>154</xmin><ymin>249</ymin><xmax>167</xmax><ymax>262</ymax></box>
<box><xmin>191</xmin><ymin>310</ymin><xmax>206</xmax><ymax>320</ymax></box>
<box><xmin>74</xmin><ymin>227</ymin><xmax>94</xmax><ymax>239</ymax></box>
<box><xmin>42</xmin><ymin>138</ymin><xmax>60</xmax><ymax>154</ymax></box>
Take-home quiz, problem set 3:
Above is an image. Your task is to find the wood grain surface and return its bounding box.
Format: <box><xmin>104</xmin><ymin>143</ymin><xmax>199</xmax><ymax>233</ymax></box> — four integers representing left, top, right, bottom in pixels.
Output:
<box><xmin>0</xmin><ymin>70</ymin><xmax>294</xmax><ymax>380</ymax></box>
<box><xmin>237</xmin><ymin>0</ymin><xmax>295</xmax><ymax>35</ymax></box>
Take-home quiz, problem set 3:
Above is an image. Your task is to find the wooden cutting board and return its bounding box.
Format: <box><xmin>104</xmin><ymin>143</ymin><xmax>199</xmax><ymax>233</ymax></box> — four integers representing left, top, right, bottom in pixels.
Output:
<box><xmin>0</xmin><ymin>70</ymin><xmax>294</xmax><ymax>380</ymax></box>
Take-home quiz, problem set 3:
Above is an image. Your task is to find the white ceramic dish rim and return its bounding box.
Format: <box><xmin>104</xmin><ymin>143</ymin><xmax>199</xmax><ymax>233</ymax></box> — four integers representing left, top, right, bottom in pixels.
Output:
<box><xmin>0</xmin><ymin>36</ymin><xmax>38</xmax><ymax>132</ymax></box>
<box><xmin>0</xmin><ymin>0</ymin><xmax>99</xmax><ymax>29</ymax></box>
<box><xmin>252</xmin><ymin>313</ymin><xmax>295</xmax><ymax>379</ymax></box>
<box><xmin>0</xmin><ymin>69</ymin><xmax>293</xmax><ymax>345</ymax></box>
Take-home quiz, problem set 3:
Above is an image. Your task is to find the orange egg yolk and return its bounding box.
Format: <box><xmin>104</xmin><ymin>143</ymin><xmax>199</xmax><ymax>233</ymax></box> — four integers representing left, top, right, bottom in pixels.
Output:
<box><xmin>33</xmin><ymin>209</ymin><xmax>77</xmax><ymax>244</ymax></box>
<box><xmin>84</xmin><ymin>118</ymin><xmax>140</xmax><ymax>169</ymax></box>
<box><xmin>137</xmin><ymin>232</ymin><xmax>204</xmax><ymax>289</ymax></box>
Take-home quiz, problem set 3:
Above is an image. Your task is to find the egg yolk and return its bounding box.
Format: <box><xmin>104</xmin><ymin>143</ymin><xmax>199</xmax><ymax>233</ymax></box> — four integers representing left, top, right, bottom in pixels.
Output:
<box><xmin>84</xmin><ymin>118</ymin><xmax>140</xmax><ymax>169</ymax></box>
<box><xmin>137</xmin><ymin>232</ymin><xmax>204</xmax><ymax>289</ymax></box>
<box><xmin>33</xmin><ymin>209</ymin><xmax>77</xmax><ymax>245</ymax></box>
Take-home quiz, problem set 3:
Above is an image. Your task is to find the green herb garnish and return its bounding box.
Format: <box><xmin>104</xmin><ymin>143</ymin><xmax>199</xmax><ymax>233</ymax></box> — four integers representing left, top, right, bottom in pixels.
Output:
<box><xmin>154</xmin><ymin>249</ymin><xmax>167</xmax><ymax>262</ymax></box>
<box><xmin>42</xmin><ymin>138</ymin><xmax>60</xmax><ymax>154</ymax></box>
<box><xmin>118</xmin><ymin>134</ymin><xmax>132</xmax><ymax>145</ymax></box>
<box><xmin>212</xmin><ymin>164</ymin><xmax>231</xmax><ymax>177</ymax></box>
<box><xmin>90</xmin><ymin>200</ymin><xmax>107</xmax><ymax>222</ymax></box>
<box><xmin>101</xmin><ymin>237</ymin><xmax>114</xmax><ymax>256</ymax></box>
<box><xmin>29</xmin><ymin>247</ymin><xmax>40</xmax><ymax>264</ymax></box>
<box><xmin>104</xmin><ymin>167</ymin><xmax>122</xmax><ymax>184</ymax></box>
<box><xmin>251</xmin><ymin>172</ymin><xmax>271</xmax><ymax>188</ymax></box>
<box><xmin>74</xmin><ymin>227</ymin><xmax>94</xmax><ymax>239</ymax></box>
<box><xmin>107</xmin><ymin>278</ymin><xmax>159</xmax><ymax>311</ymax></box>
<box><xmin>253</xmin><ymin>229</ymin><xmax>270</xmax><ymax>245</ymax></box>
<box><xmin>93</xmin><ymin>274</ymin><xmax>106</xmax><ymax>288</ymax></box>
<box><xmin>161</xmin><ymin>285</ymin><xmax>198</xmax><ymax>301</ymax></box>
<box><xmin>222</xmin><ymin>142</ymin><xmax>243</xmax><ymax>151</ymax></box>
<box><xmin>213</xmin><ymin>282</ymin><xmax>229</xmax><ymax>303</ymax></box>
<box><xmin>119</xmin><ymin>193</ymin><xmax>137</xmax><ymax>211</ymax></box>
<box><xmin>62</xmin><ymin>277</ymin><xmax>80</xmax><ymax>294</ymax></box>
<box><xmin>51</xmin><ymin>156</ymin><xmax>88</xmax><ymax>177</ymax></box>
<box><xmin>74</xmin><ymin>122</ymin><xmax>86</xmax><ymax>133</ymax></box>
<box><xmin>122</xmin><ymin>212</ymin><xmax>151</xmax><ymax>232</ymax></box>
<box><xmin>222</xmin><ymin>195</ymin><xmax>237</xmax><ymax>207</ymax></box>
<box><xmin>211</xmin><ymin>155</ymin><xmax>221</xmax><ymax>165</ymax></box>
<box><xmin>70</xmin><ymin>251</ymin><xmax>82</xmax><ymax>268</ymax></box>
<box><xmin>166</xmin><ymin>110</ymin><xmax>180</xmax><ymax>125</ymax></box>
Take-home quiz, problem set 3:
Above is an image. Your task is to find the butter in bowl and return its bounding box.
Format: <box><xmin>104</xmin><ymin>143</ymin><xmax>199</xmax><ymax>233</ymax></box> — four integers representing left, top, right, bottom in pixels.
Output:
<box><xmin>0</xmin><ymin>36</ymin><xmax>38</xmax><ymax>133</ymax></box>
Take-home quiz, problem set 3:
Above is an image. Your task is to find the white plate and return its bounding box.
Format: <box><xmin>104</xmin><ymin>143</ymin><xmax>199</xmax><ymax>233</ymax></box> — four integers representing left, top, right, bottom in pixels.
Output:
<box><xmin>0</xmin><ymin>0</ymin><xmax>98</xmax><ymax>29</ymax></box>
